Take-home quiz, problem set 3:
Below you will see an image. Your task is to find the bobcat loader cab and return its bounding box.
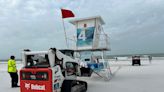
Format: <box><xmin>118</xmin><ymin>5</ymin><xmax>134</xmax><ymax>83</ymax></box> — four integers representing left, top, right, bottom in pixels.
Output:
<box><xmin>20</xmin><ymin>48</ymin><xmax>87</xmax><ymax>92</ymax></box>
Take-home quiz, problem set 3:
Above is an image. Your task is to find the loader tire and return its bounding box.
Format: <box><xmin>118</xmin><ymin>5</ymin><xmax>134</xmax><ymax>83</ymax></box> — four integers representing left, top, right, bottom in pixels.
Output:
<box><xmin>61</xmin><ymin>80</ymin><xmax>73</xmax><ymax>92</ymax></box>
<box><xmin>61</xmin><ymin>80</ymin><xmax>87</xmax><ymax>92</ymax></box>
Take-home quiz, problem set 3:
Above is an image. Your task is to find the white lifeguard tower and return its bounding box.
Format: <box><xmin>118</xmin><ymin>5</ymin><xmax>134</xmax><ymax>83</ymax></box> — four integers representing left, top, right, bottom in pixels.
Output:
<box><xmin>69</xmin><ymin>16</ymin><xmax>110</xmax><ymax>51</ymax></box>
<box><xmin>69</xmin><ymin>16</ymin><xmax>112</xmax><ymax>80</ymax></box>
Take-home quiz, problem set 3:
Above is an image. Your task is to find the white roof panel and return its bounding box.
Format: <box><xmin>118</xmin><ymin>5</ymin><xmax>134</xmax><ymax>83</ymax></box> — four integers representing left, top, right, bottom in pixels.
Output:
<box><xmin>69</xmin><ymin>16</ymin><xmax>105</xmax><ymax>25</ymax></box>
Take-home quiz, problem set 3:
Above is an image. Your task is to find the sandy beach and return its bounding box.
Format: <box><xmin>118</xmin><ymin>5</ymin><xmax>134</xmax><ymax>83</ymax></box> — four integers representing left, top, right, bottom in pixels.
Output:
<box><xmin>0</xmin><ymin>58</ymin><xmax>164</xmax><ymax>92</ymax></box>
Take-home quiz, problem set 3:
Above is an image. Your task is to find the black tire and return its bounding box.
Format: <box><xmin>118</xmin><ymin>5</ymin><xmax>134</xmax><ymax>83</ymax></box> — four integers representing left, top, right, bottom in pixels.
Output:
<box><xmin>77</xmin><ymin>80</ymin><xmax>87</xmax><ymax>92</ymax></box>
<box><xmin>61</xmin><ymin>80</ymin><xmax>87</xmax><ymax>92</ymax></box>
<box><xmin>61</xmin><ymin>80</ymin><xmax>74</xmax><ymax>92</ymax></box>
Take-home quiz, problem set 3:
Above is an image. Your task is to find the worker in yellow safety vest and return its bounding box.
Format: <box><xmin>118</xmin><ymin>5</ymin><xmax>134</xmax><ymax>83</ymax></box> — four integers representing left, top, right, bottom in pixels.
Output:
<box><xmin>8</xmin><ymin>55</ymin><xmax>19</xmax><ymax>88</ymax></box>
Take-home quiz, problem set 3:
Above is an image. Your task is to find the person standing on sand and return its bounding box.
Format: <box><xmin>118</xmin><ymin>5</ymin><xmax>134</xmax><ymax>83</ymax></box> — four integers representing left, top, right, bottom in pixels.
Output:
<box><xmin>148</xmin><ymin>56</ymin><xmax>152</xmax><ymax>64</ymax></box>
<box><xmin>7</xmin><ymin>55</ymin><xmax>19</xmax><ymax>88</ymax></box>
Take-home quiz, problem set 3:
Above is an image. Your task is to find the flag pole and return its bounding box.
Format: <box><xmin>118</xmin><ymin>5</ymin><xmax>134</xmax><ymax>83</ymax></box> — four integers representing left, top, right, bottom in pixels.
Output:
<box><xmin>61</xmin><ymin>18</ymin><xmax>69</xmax><ymax>48</ymax></box>
<box><xmin>61</xmin><ymin>8</ymin><xmax>75</xmax><ymax>48</ymax></box>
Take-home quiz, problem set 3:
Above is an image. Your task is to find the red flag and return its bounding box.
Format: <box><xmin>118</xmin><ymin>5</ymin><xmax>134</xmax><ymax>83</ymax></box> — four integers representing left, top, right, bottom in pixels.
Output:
<box><xmin>61</xmin><ymin>9</ymin><xmax>75</xmax><ymax>18</ymax></box>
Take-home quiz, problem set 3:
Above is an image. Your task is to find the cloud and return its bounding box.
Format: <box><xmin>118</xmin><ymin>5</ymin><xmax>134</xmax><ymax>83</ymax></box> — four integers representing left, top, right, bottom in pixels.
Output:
<box><xmin>0</xmin><ymin>0</ymin><xmax>164</xmax><ymax>59</ymax></box>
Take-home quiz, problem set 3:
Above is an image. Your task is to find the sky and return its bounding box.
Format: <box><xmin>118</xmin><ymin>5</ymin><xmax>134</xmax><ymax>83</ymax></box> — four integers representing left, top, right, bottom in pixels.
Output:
<box><xmin>0</xmin><ymin>0</ymin><xmax>164</xmax><ymax>59</ymax></box>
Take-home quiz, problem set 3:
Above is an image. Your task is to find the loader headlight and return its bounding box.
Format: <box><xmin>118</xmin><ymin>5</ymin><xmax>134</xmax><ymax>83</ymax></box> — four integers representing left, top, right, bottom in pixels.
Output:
<box><xmin>36</xmin><ymin>72</ymin><xmax>48</xmax><ymax>80</ymax></box>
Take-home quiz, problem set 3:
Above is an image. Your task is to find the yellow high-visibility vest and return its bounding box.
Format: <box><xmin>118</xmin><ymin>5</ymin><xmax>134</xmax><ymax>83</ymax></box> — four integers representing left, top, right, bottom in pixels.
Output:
<box><xmin>8</xmin><ymin>59</ymin><xmax>17</xmax><ymax>73</ymax></box>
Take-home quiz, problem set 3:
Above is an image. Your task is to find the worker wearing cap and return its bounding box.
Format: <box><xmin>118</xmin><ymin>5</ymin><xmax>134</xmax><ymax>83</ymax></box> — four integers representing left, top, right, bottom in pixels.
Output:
<box><xmin>8</xmin><ymin>55</ymin><xmax>19</xmax><ymax>87</ymax></box>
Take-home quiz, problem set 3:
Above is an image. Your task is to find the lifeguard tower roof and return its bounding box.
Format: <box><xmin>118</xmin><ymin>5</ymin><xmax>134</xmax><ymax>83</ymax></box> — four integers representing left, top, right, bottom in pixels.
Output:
<box><xmin>69</xmin><ymin>16</ymin><xmax>105</xmax><ymax>25</ymax></box>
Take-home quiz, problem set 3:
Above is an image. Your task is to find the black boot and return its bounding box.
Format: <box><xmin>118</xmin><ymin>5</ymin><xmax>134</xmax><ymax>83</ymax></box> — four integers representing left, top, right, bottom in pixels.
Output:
<box><xmin>12</xmin><ymin>82</ymin><xmax>19</xmax><ymax>88</ymax></box>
